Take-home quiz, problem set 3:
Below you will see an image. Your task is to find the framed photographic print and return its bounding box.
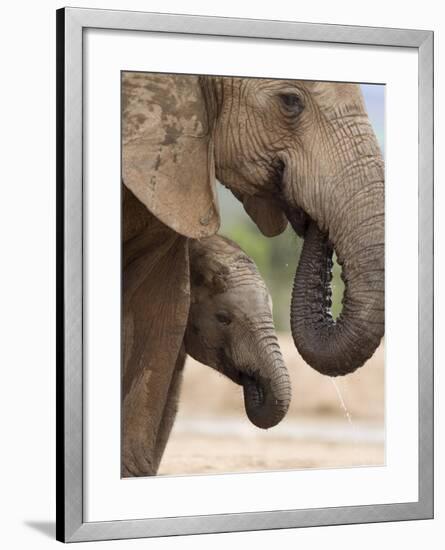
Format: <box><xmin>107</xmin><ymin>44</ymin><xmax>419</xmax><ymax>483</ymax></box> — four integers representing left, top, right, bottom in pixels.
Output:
<box><xmin>56</xmin><ymin>7</ymin><xmax>434</xmax><ymax>542</ymax></box>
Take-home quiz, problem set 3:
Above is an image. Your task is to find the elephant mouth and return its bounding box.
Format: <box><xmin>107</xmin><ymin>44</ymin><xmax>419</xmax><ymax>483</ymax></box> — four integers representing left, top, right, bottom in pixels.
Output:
<box><xmin>271</xmin><ymin>158</ymin><xmax>311</xmax><ymax>237</ymax></box>
<box><xmin>216</xmin><ymin>347</ymin><xmax>247</xmax><ymax>386</ymax></box>
<box><xmin>239</xmin><ymin>372</ymin><xmax>265</xmax><ymax>405</ymax></box>
<box><xmin>286</xmin><ymin>206</ymin><xmax>311</xmax><ymax>237</ymax></box>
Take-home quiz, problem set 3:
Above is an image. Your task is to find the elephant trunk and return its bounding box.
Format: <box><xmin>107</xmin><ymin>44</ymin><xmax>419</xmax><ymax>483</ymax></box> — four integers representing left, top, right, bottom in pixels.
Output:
<box><xmin>289</xmin><ymin>174</ymin><xmax>384</xmax><ymax>376</ymax></box>
<box><xmin>241</xmin><ymin>332</ymin><xmax>291</xmax><ymax>428</ymax></box>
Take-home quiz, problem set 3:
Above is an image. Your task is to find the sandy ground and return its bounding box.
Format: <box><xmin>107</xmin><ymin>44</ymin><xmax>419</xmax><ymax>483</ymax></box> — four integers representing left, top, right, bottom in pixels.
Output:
<box><xmin>159</xmin><ymin>335</ymin><xmax>385</xmax><ymax>476</ymax></box>
<box><xmin>159</xmin><ymin>434</ymin><xmax>384</xmax><ymax>475</ymax></box>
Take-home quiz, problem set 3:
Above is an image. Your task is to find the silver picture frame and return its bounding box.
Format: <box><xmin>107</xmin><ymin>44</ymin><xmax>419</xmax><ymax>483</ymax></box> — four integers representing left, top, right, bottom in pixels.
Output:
<box><xmin>56</xmin><ymin>6</ymin><xmax>434</xmax><ymax>542</ymax></box>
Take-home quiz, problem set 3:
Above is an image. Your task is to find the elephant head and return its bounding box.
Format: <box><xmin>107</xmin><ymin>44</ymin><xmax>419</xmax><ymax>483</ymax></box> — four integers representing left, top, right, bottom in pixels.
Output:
<box><xmin>123</xmin><ymin>74</ymin><xmax>384</xmax><ymax>377</ymax></box>
<box><xmin>185</xmin><ymin>235</ymin><xmax>291</xmax><ymax>429</ymax></box>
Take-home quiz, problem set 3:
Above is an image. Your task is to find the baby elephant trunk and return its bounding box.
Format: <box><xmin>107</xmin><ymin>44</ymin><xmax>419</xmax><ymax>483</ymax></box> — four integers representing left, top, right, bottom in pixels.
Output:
<box><xmin>241</xmin><ymin>334</ymin><xmax>291</xmax><ymax>429</ymax></box>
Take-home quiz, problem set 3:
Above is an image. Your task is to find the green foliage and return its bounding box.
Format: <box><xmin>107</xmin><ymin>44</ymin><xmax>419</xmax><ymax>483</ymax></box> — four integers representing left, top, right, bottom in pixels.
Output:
<box><xmin>331</xmin><ymin>253</ymin><xmax>345</xmax><ymax>321</ymax></box>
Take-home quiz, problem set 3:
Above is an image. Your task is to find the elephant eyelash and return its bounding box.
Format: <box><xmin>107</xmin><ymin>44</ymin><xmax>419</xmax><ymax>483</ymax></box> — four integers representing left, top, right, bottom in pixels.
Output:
<box><xmin>215</xmin><ymin>313</ymin><xmax>232</xmax><ymax>325</ymax></box>
<box><xmin>278</xmin><ymin>93</ymin><xmax>305</xmax><ymax>116</ymax></box>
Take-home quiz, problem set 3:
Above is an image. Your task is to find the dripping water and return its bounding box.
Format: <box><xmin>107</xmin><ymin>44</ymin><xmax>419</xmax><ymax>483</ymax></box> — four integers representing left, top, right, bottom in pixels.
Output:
<box><xmin>330</xmin><ymin>378</ymin><xmax>363</xmax><ymax>465</ymax></box>
<box><xmin>330</xmin><ymin>378</ymin><xmax>353</xmax><ymax>427</ymax></box>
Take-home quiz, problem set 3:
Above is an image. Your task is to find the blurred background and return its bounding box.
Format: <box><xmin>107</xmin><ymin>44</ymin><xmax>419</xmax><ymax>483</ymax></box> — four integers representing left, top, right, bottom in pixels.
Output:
<box><xmin>160</xmin><ymin>83</ymin><xmax>385</xmax><ymax>476</ymax></box>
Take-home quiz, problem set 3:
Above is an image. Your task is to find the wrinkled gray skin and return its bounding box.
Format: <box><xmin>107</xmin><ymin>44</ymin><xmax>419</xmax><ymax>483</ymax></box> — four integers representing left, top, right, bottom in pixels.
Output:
<box><xmin>185</xmin><ymin>235</ymin><xmax>291</xmax><ymax>429</ymax></box>
<box><xmin>122</xmin><ymin>74</ymin><xmax>384</xmax><ymax>477</ymax></box>
<box><xmin>200</xmin><ymin>78</ymin><xmax>385</xmax><ymax>377</ymax></box>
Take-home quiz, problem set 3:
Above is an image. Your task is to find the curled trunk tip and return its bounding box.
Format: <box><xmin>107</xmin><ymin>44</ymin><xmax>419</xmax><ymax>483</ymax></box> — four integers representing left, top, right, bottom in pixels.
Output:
<box><xmin>291</xmin><ymin>220</ymin><xmax>384</xmax><ymax>377</ymax></box>
<box><xmin>242</xmin><ymin>363</ymin><xmax>291</xmax><ymax>429</ymax></box>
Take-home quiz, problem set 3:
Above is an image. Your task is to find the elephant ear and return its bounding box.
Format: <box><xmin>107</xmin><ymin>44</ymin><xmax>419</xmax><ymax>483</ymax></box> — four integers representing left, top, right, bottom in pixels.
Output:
<box><xmin>243</xmin><ymin>195</ymin><xmax>288</xmax><ymax>237</ymax></box>
<box><xmin>122</xmin><ymin>72</ymin><xmax>220</xmax><ymax>239</ymax></box>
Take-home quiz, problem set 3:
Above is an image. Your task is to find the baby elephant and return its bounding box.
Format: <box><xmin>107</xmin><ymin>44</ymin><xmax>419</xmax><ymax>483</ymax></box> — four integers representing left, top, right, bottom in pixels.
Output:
<box><xmin>185</xmin><ymin>235</ymin><xmax>291</xmax><ymax>429</ymax></box>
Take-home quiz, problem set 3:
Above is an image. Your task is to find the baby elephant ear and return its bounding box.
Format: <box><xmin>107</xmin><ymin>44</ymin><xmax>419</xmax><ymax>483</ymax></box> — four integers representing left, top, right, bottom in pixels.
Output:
<box><xmin>122</xmin><ymin>72</ymin><xmax>220</xmax><ymax>238</ymax></box>
<box><xmin>243</xmin><ymin>195</ymin><xmax>288</xmax><ymax>237</ymax></box>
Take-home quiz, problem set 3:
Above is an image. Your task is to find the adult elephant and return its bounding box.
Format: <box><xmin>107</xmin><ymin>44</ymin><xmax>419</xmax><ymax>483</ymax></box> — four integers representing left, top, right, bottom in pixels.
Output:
<box><xmin>122</xmin><ymin>73</ymin><xmax>384</xmax><ymax>476</ymax></box>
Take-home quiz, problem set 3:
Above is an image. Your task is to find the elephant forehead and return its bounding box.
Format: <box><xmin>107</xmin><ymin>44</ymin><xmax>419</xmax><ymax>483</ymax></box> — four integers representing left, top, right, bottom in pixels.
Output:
<box><xmin>304</xmin><ymin>81</ymin><xmax>365</xmax><ymax>111</ymax></box>
<box><xmin>210</xmin><ymin>278</ymin><xmax>270</xmax><ymax>312</ymax></box>
<box><xmin>216</xmin><ymin>77</ymin><xmax>365</xmax><ymax>116</ymax></box>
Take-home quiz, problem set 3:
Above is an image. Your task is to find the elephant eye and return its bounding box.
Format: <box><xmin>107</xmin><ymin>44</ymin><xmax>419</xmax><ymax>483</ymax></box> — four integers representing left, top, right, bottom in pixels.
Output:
<box><xmin>279</xmin><ymin>93</ymin><xmax>304</xmax><ymax>116</ymax></box>
<box><xmin>215</xmin><ymin>312</ymin><xmax>232</xmax><ymax>325</ymax></box>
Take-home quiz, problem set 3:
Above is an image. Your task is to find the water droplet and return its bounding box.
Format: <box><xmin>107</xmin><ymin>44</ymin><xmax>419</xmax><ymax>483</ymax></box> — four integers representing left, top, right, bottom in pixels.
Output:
<box><xmin>330</xmin><ymin>378</ymin><xmax>353</xmax><ymax>427</ymax></box>
<box><xmin>330</xmin><ymin>378</ymin><xmax>364</xmax><ymax>465</ymax></box>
